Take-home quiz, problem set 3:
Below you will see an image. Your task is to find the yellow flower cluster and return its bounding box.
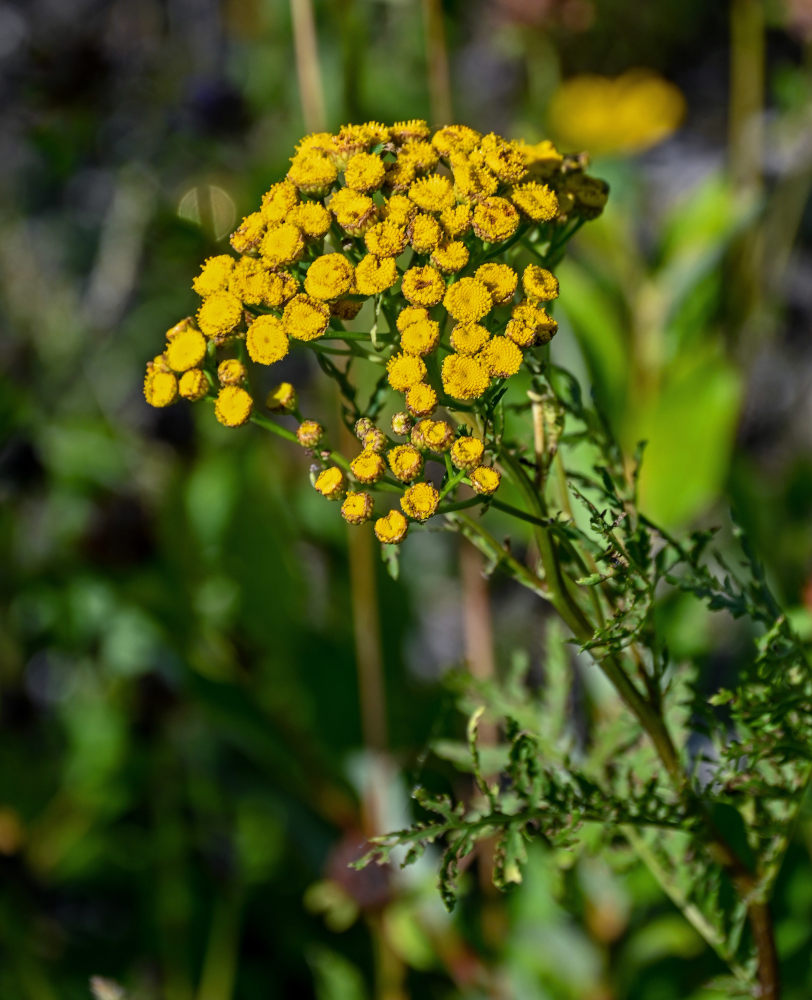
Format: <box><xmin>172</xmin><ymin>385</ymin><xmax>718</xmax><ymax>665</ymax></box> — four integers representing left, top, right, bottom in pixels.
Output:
<box><xmin>145</xmin><ymin>121</ymin><xmax>606</xmax><ymax>545</ymax></box>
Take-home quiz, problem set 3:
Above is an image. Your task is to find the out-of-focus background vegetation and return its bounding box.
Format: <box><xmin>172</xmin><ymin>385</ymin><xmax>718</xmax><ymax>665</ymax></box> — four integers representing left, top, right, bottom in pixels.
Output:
<box><xmin>2</xmin><ymin>1</ymin><xmax>812</xmax><ymax>997</ymax></box>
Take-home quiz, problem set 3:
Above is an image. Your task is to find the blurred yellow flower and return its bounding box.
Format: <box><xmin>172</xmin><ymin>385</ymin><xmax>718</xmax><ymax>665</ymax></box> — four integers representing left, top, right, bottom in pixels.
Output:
<box><xmin>549</xmin><ymin>70</ymin><xmax>685</xmax><ymax>155</ymax></box>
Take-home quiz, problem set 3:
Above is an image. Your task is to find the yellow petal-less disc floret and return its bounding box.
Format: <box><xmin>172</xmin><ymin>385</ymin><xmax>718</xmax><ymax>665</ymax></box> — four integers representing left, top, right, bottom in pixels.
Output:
<box><xmin>476</xmin><ymin>262</ymin><xmax>518</xmax><ymax>304</ymax></box>
<box><xmin>166</xmin><ymin>328</ymin><xmax>206</xmax><ymax>372</ymax></box>
<box><xmin>450</xmin><ymin>157</ymin><xmax>499</xmax><ymax>202</ymax></box>
<box><xmin>266</xmin><ymin>382</ymin><xmax>297</xmax><ymax>412</ymax></box>
<box><xmin>401</xmin><ymin>265</ymin><xmax>446</xmax><ymax>307</ymax></box>
<box><xmin>354</xmin><ymin>255</ymin><xmax>398</xmax><ymax>296</ymax></box>
<box><xmin>431</xmin><ymin>241</ymin><xmax>469</xmax><ymax>274</ymax></box>
<box><xmin>178</xmin><ymin>368</ymin><xmax>209</xmax><ymax>401</ymax></box>
<box><xmin>405</xmin><ymin>382</ymin><xmax>437</xmax><ymax>417</ymax></box>
<box><xmin>477</xmin><ymin>132</ymin><xmax>528</xmax><ymax>184</ymax></box>
<box><xmin>391</xmin><ymin>119</ymin><xmax>431</xmax><ymax>143</ymax></box>
<box><xmin>401</xmin><ymin>482</ymin><xmax>439</xmax><ymax>521</ymax></box>
<box><xmin>287</xmin><ymin>201</ymin><xmax>332</xmax><ymax>238</ymax></box>
<box><xmin>386</xmin><ymin>353</ymin><xmax>427</xmax><ymax>392</ymax></box>
<box><xmin>441</xmin><ymin>353</ymin><xmax>491</xmax><ymax>400</ymax></box>
<box><xmin>432</xmin><ymin>124</ymin><xmax>481</xmax><ymax>157</ymax></box>
<box><xmin>391</xmin><ymin>411</ymin><xmax>412</xmax><ymax>436</ymax></box>
<box><xmin>420</xmin><ymin>419</ymin><xmax>454</xmax><ymax>452</ymax></box>
<box><xmin>218</xmin><ymin>359</ymin><xmax>248</xmax><ymax>386</ymax></box>
<box><xmin>443</xmin><ymin>277</ymin><xmax>493</xmax><ymax>323</ymax></box>
<box><xmin>247</xmin><ymin>315</ymin><xmax>289</xmax><ymax>365</ymax></box>
<box><xmin>214</xmin><ymin>386</ymin><xmax>253</xmax><ymax>427</ymax></box>
<box><xmin>350</xmin><ymin>448</ymin><xmax>386</xmax><ymax>484</ymax></box>
<box><xmin>472</xmin><ymin>196</ymin><xmax>520</xmax><ymax>243</ymax></box>
<box><xmin>345</xmin><ymin>151</ymin><xmax>386</xmax><ymax>192</ymax></box>
<box><xmin>230</xmin><ymin>212</ymin><xmax>266</xmax><ymax>253</ymax></box>
<box><xmin>304</xmin><ymin>253</ymin><xmax>355</xmax><ymax>300</ymax></box>
<box><xmin>399</xmin><ymin>318</ymin><xmax>440</xmax><ymax>356</ymax></box>
<box><xmin>408</xmin><ymin>175</ymin><xmax>456</xmax><ymax>212</ymax></box>
<box><xmin>450</xmin><ymin>322</ymin><xmax>490</xmax><ymax>355</ymax></box>
<box><xmin>363</xmin><ymin>428</ymin><xmax>387</xmax><ymax>453</ymax></box>
<box><xmin>506</xmin><ymin>301</ymin><xmax>558</xmax><ymax>346</ymax></box>
<box><xmin>229</xmin><ymin>257</ymin><xmax>272</xmax><ymax>306</ymax></box>
<box><xmin>451</xmin><ymin>436</ymin><xmax>485</xmax><ymax>470</ymax></box>
<box><xmin>382</xmin><ymin>194</ymin><xmax>417</xmax><ymax>226</ymax></box>
<box><xmin>511</xmin><ymin>181</ymin><xmax>558</xmax><ymax>222</ymax></box>
<box><xmin>478</xmin><ymin>336</ymin><xmax>523</xmax><ymax>378</ymax></box>
<box><xmin>387</xmin><ymin>444</ymin><xmax>424</xmax><ymax>482</ymax></box>
<box><xmin>522</xmin><ymin>264</ymin><xmax>559</xmax><ymax>302</ymax></box>
<box><xmin>260</xmin><ymin>180</ymin><xmax>298</xmax><ymax>224</ymax></box>
<box><xmin>314</xmin><ymin>466</ymin><xmax>345</xmax><ymax>499</ymax></box>
<box><xmin>440</xmin><ymin>203</ymin><xmax>471</xmax><ymax>238</ymax></box>
<box><xmin>260</xmin><ymin>222</ymin><xmax>305</xmax><ymax>267</ymax></box>
<box><xmin>365</xmin><ymin>221</ymin><xmax>408</xmax><ymax>258</ymax></box>
<box><xmin>408</xmin><ymin>213</ymin><xmax>442</xmax><ymax>254</ymax></box>
<box><xmin>297</xmin><ymin>420</ymin><xmax>324</xmax><ymax>448</ymax></box>
<box><xmin>470</xmin><ymin>466</ymin><xmax>501</xmax><ymax>495</ymax></box>
<box><xmin>374</xmin><ymin>509</ymin><xmax>408</xmax><ymax>544</ymax></box>
<box><xmin>329</xmin><ymin>188</ymin><xmax>377</xmax><ymax>235</ymax></box>
<box><xmin>396</xmin><ymin>306</ymin><xmax>430</xmax><ymax>332</ymax></box>
<box><xmin>400</xmin><ymin>139</ymin><xmax>439</xmax><ymax>173</ymax></box>
<box><xmin>260</xmin><ymin>270</ymin><xmax>300</xmax><ymax>309</ymax></box>
<box><xmin>193</xmin><ymin>255</ymin><xmax>235</xmax><ymax>297</ymax></box>
<box><xmin>197</xmin><ymin>291</ymin><xmax>243</xmax><ymax>341</ymax></box>
<box><xmin>283</xmin><ymin>294</ymin><xmax>330</xmax><ymax>341</ymax></box>
<box><xmin>341</xmin><ymin>491</ymin><xmax>374</xmax><ymax>525</ymax></box>
<box><xmin>288</xmin><ymin>152</ymin><xmax>338</xmax><ymax>193</ymax></box>
<box><xmin>144</xmin><ymin>368</ymin><xmax>178</xmax><ymax>408</ymax></box>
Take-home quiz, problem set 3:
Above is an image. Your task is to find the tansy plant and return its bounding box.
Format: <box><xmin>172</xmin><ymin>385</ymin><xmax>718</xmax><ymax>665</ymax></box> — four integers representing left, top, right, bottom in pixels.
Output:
<box><xmin>145</xmin><ymin>121</ymin><xmax>808</xmax><ymax>998</ymax></box>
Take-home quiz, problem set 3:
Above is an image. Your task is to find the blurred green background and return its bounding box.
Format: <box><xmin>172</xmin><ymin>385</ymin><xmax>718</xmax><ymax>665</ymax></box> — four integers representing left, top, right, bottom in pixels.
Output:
<box><xmin>2</xmin><ymin>1</ymin><xmax>812</xmax><ymax>997</ymax></box>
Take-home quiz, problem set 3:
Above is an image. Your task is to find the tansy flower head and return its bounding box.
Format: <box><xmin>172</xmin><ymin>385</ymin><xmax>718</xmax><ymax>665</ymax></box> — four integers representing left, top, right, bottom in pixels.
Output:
<box><xmin>472</xmin><ymin>197</ymin><xmax>520</xmax><ymax>243</ymax></box>
<box><xmin>399</xmin><ymin>318</ymin><xmax>440</xmax><ymax>356</ymax></box>
<box><xmin>287</xmin><ymin>201</ymin><xmax>331</xmax><ymax>238</ymax></box>
<box><xmin>374</xmin><ymin>509</ymin><xmax>408</xmax><ymax>544</ymax></box>
<box><xmin>450</xmin><ymin>322</ymin><xmax>490</xmax><ymax>356</ymax></box>
<box><xmin>193</xmin><ymin>255</ymin><xmax>235</xmax><ymax>297</ymax></box>
<box><xmin>432</xmin><ymin>124</ymin><xmax>481</xmax><ymax>157</ymax></box>
<box><xmin>391</xmin><ymin>412</ymin><xmax>412</xmax><ymax>436</ymax></box>
<box><xmin>386</xmin><ymin>352</ymin><xmax>427</xmax><ymax>392</ymax></box>
<box><xmin>381</xmin><ymin>194</ymin><xmax>417</xmax><ymax>226</ymax></box>
<box><xmin>440</xmin><ymin>204</ymin><xmax>471</xmax><ymax>238</ymax></box>
<box><xmin>247</xmin><ymin>315</ymin><xmax>289</xmax><ymax>365</ymax></box>
<box><xmin>522</xmin><ymin>264</ymin><xmax>559</xmax><ymax>302</ymax></box>
<box><xmin>400</xmin><ymin>140</ymin><xmax>439</xmax><ymax>173</ymax></box>
<box><xmin>478</xmin><ymin>336</ymin><xmax>523</xmax><ymax>378</ymax></box>
<box><xmin>408</xmin><ymin>213</ymin><xmax>442</xmax><ymax>254</ymax></box>
<box><xmin>230</xmin><ymin>212</ymin><xmax>266</xmax><ymax>253</ymax></box>
<box><xmin>405</xmin><ymin>382</ymin><xmax>437</xmax><ymax>417</ymax></box>
<box><xmin>329</xmin><ymin>188</ymin><xmax>377</xmax><ymax>235</ymax></box>
<box><xmin>229</xmin><ymin>257</ymin><xmax>273</xmax><ymax>306</ymax></box>
<box><xmin>354</xmin><ymin>255</ymin><xmax>398</xmax><ymax>295</ymax></box>
<box><xmin>506</xmin><ymin>301</ymin><xmax>557</xmax><ymax>346</ymax></box>
<box><xmin>511</xmin><ymin>181</ymin><xmax>558</xmax><ymax>222</ymax></box>
<box><xmin>401</xmin><ymin>482</ymin><xmax>439</xmax><ymax>521</ymax></box>
<box><xmin>475</xmin><ymin>262</ymin><xmax>518</xmax><ymax>304</ymax></box>
<box><xmin>166</xmin><ymin>328</ymin><xmax>206</xmax><ymax>372</ymax></box>
<box><xmin>197</xmin><ymin>291</ymin><xmax>243</xmax><ymax>341</ymax></box>
<box><xmin>260</xmin><ymin>180</ymin><xmax>298</xmax><ymax>224</ymax></box>
<box><xmin>332</xmin><ymin>123</ymin><xmax>377</xmax><ymax>161</ymax></box>
<box><xmin>450</xmin><ymin>157</ymin><xmax>499</xmax><ymax>202</ymax></box>
<box><xmin>408</xmin><ymin>175</ymin><xmax>456</xmax><ymax>213</ymax></box>
<box><xmin>215</xmin><ymin>386</ymin><xmax>253</xmax><ymax>427</ymax></box>
<box><xmin>431</xmin><ymin>240</ymin><xmax>469</xmax><ymax>273</ymax></box>
<box><xmin>179</xmin><ymin>368</ymin><xmax>209</xmax><ymax>401</ymax></box>
<box><xmin>470</xmin><ymin>465</ymin><xmax>501</xmax><ymax>495</ymax></box>
<box><xmin>519</xmin><ymin>138</ymin><xmax>563</xmax><ymax>176</ymax></box>
<box><xmin>283</xmin><ymin>294</ymin><xmax>330</xmax><ymax>341</ymax></box>
<box><xmin>314</xmin><ymin>466</ymin><xmax>345</xmax><ymax>499</ymax></box>
<box><xmin>477</xmin><ymin>133</ymin><xmax>527</xmax><ymax>183</ymax></box>
<box><xmin>144</xmin><ymin>368</ymin><xmax>178</xmax><ymax>408</ymax></box>
<box><xmin>288</xmin><ymin>152</ymin><xmax>338</xmax><ymax>193</ymax></box>
<box><xmin>266</xmin><ymin>382</ymin><xmax>297</xmax><ymax>412</ymax></box>
<box><xmin>401</xmin><ymin>265</ymin><xmax>445</xmax><ymax>307</ymax></box>
<box><xmin>391</xmin><ymin>119</ymin><xmax>431</xmax><ymax>143</ymax></box>
<box><xmin>421</xmin><ymin>419</ymin><xmax>454</xmax><ymax>452</ymax></box>
<box><xmin>297</xmin><ymin>420</ymin><xmax>324</xmax><ymax>448</ymax></box>
<box><xmin>260</xmin><ymin>270</ymin><xmax>300</xmax><ymax>309</ymax></box>
<box><xmin>365</xmin><ymin>221</ymin><xmax>408</xmax><ymax>258</ymax></box>
<box><xmin>363</xmin><ymin>428</ymin><xmax>387</xmax><ymax>453</ymax></box>
<box><xmin>295</xmin><ymin>131</ymin><xmax>334</xmax><ymax>156</ymax></box>
<box><xmin>260</xmin><ymin>222</ymin><xmax>305</xmax><ymax>267</ymax></box>
<box><xmin>355</xmin><ymin>417</ymin><xmax>375</xmax><ymax>440</ymax></box>
<box><xmin>387</xmin><ymin>444</ymin><xmax>423</xmax><ymax>482</ymax></box>
<box><xmin>385</xmin><ymin>157</ymin><xmax>417</xmax><ymax>193</ymax></box>
<box><xmin>341</xmin><ymin>491</ymin><xmax>374</xmax><ymax>525</ymax></box>
<box><xmin>345</xmin><ymin>151</ymin><xmax>386</xmax><ymax>191</ymax></box>
<box><xmin>396</xmin><ymin>306</ymin><xmax>430</xmax><ymax>332</ymax></box>
<box><xmin>443</xmin><ymin>277</ymin><xmax>493</xmax><ymax>323</ymax></box>
<box><xmin>218</xmin><ymin>358</ymin><xmax>248</xmax><ymax>386</ymax></box>
<box><xmin>350</xmin><ymin>448</ymin><xmax>385</xmax><ymax>484</ymax></box>
<box><xmin>451</xmin><ymin>436</ymin><xmax>485</xmax><ymax>470</ymax></box>
<box><xmin>441</xmin><ymin>353</ymin><xmax>490</xmax><ymax>400</ymax></box>
<box><xmin>304</xmin><ymin>253</ymin><xmax>355</xmax><ymax>300</ymax></box>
